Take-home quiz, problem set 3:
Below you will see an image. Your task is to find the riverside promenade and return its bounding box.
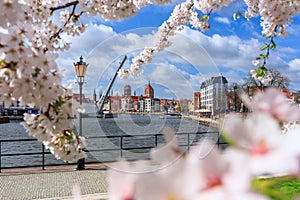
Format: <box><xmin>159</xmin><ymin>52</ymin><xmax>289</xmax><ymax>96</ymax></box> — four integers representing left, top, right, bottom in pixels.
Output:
<box><xmin>182</xmin><ymin>115</ymin><xmax>219</xmax><ymax>128</ymax></box>
<box><xmin>0</xmin><ymin>164</ymin><xmax>109</xmax><ymax>200</ymax></box>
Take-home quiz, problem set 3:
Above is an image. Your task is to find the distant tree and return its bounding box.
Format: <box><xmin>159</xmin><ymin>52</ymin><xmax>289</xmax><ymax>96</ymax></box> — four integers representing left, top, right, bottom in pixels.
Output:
<box><xmin>179</xmin><ymin>99</ymin><xmax>190</xmax><ymax>114</ymax></box>
<box><xmin>268</xmin><ymin>69</ymin><xmax>291</xmax><ymax>88</ymax></box>
<box><xmin>243</xmin><ymin>68</ymin><xmax>290</xmax><ymax>89</ymax></box>
<box><xmin>228</xmin><ymin>83</ymin><xmax>243</xmax><ymax>112</ymax></box>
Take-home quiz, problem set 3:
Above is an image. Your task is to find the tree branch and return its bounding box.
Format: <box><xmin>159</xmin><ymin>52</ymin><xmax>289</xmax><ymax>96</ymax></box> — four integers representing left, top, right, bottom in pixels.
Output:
<box><xmin>49</xmin><ymin>1</ymin><xmax>83</xmax><ymax>43</ymax></box>
<box><xmin>50</xmin><ymin>0</ymin><xmax>79</xmax><ymax>15</ymax></box>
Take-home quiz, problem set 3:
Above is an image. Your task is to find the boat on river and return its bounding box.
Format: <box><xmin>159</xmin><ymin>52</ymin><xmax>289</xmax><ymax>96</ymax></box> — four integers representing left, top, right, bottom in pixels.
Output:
<box><xmin>81</xmin><ymin>112</ymin><xmax>117</xmax><ymax>119</ymax></box>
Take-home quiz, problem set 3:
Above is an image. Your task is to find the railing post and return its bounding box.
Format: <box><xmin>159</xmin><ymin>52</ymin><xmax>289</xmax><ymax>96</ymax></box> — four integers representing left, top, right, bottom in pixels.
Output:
<box><xmin>0</xmin><ymin>141</ymin><xmax>2</xmax><ymax>173</ymax></box>
<box><xmin>42</xmin><ymin>144</ymin><xmax>45</xmax><ymax>170</ymax></box>
<box><xmin>187</xmin><ymin>133</ymin><xmax>190</xmax><ymax>152</ymax></box>
<box><xmin>120</xmin><ymin>136</ymin><xmax>123</xmax><ymax>158</ymax></box>
<box><xmin>217</xmin><ymin>133</ymin><xmax>220</xmax><ymax>150</ymax></box>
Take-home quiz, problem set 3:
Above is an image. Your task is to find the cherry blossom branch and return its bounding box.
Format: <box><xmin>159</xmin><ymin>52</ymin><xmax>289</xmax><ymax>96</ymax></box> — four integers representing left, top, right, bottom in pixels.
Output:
<box><xmin>49</xmin><ymin>1</ymin><xmax>82</xmax><ymax>40</ymax></box>
<box><xmin>128</xmin><ymin>1</ymin><xmax>217</xmax><ymax>77</ymax></box>
<box><xmin>256</xmin><ymin>28</ymin><xmax>277</xmax><ymax>69</ymax></box>
<box><xmin>49</xmin><ymin>1</ymin><xmax>79</xmax><ymax>15</ymax></box>
<box><xmin>251</xmin><ymin>26</ymin><xmax>278</xmax><ymax>85</ymax></box>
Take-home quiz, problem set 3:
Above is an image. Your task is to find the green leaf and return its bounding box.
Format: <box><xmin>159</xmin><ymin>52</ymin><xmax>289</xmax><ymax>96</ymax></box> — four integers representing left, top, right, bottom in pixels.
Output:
<box><xmin>263</xmin><ymin>33</ymin><xmax>271</xmax><ymax>39</ymax></box>
<box><xmin>259</xmin><ymin>54</ymin><xmax>265</xmax><ymax>59</ymax></box>
<box><xmin>219</xmin><ymin>130</ymin><xmax>235</xmax><ymax>146</ymax></box>
<box><xmin>260</xmin><ymin>45</ymin><xmax>268</xmax><ymax>51</ymax></box>
<box><xmin>200</xmin><ymin>15</ymin><xmax>209</xmax><ymax>21</ymax></box>
<box><xmin>256</xmin><ymin>67</ymin><xmax>266</xmax><ymax>77</ymax></box>
<box><xmin>271</xmin><ymin>41</ymin><xmax>276</xmax><ymax>50</ymax></box>
<box><xmin>53</xmin><ymin>96</ymin><xmax>66</xmax><ymax>111</ymax></box>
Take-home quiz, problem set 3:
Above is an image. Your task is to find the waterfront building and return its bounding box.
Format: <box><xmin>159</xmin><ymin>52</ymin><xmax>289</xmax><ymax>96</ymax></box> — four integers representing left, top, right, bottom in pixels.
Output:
<box><xmin>160</xmin><ymin>99</ymin><xmax>169</xmax><ymax>113</ymax></box>
<box><xmin>142</xmin><ymin>98</ymin><xmax>160</xmax><ymax>112</ymax></box>
<box><xmin>173</xmin><ymin>99</ymin><xmax>181</xmax><ymax>113</ymax></box>
<box><xmin>73</xmin><ymin>93</ymin><xmax>90</xmax><ymax>103</ymax></box>
<box><xmin>138</xmin><ymin>95</ymin><xmax>145</xmax><ymax>112</ymax></box>
<box><xmin>97</xmin><ymin>81</ymin><xmax>191</xmax><ymax>113</ymax></box>
<box><xmin>141</xmin><ymin>81</ymin><xmax>160</xmax><ymax>112</ymax></box>
<box><xmin>227</xmin><ymin>91</ymin><xmax>240</xmax><ymax>112</ymax></box>
<box><xmin>120</xmin><ymin>96</ymin><xmax>134</xmax><ymax>111</ymax></box>
<box><xmin>188</xmin><ymin>100</ymin><xmax>194</xmax><ymax>113</ymax></box>
<box><xmin>194</xmin><ymin>92</ymin><xmax>201</xmax><ymax>111</ymax></box>
<box><xmin>145</xmin><ymin>98</ymin><xmax>151</xmax><ymax>112</ymax></box>
<box><xmin>153</xmin><ymin>98</ymin><xmax>161</xmax><ymax>112</ymax></box>
<box><xmin>120</xmin><ymin>84</ymin><xmax>134</xmax><ymax>112</ymax></box>
<box><xmin>132</xmin><ymin>96</ymin><xmax>138</xmax><ymax>110</ymax></box>
<box><xmin>178</xmin><ymin>99</ymin><xmax>192</xmax><ymax>114</ymax></box>
<box><xmin>135</xmin><ymin>82</ymin><xmax>160</xmax><ymax>112</ymax></box>
<box><xmin>106</xmin><ymin>95</ymin><xmax>121</xmax><ymax>112</ymax></box>
<box><xmin>144</xmin><ymin>81</ymin><xmax>154</xmax><ymax>98</ymax></box>
<box><xmin>227</xmin><ymin>84</ymin><xmax>243</xmax><ymax>112</ymax></box>
<box><xmin>160</xmin><ymin>99</ymin><xmax>182</xmax><ymax>113</ymax></box>
<box><xmin>291</xmin><ymin>91</ymin><xmax>300</xmax><ymax>104</ymax></box>
<box><xmin>0</xmin><ymin>98</ymin><xmax>39</xmax><ymax>116</ymax></box>
<box><xmin>124</xmin><ymin>84</ymin><xmax>131</xmax><ymax>96</ymax></box>
<box><xmin>200</xmin><ymin>75</ymin><xmax>228</xmax><ymax>116</ymax></box>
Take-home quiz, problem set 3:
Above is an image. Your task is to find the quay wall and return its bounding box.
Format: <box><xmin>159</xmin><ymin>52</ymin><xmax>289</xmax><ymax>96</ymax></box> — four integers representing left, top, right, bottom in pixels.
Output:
<box><xmin>182</xmin><ymin>115</ymin><xmax>219</xmax><ymax>128</ymax></box>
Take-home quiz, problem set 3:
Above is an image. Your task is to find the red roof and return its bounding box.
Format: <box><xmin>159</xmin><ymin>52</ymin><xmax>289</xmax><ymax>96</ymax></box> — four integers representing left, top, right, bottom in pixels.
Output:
<box><xmin>145</xmin><ymin>84</ymin><xmax>153</xmax><ymax>90</ymax></box>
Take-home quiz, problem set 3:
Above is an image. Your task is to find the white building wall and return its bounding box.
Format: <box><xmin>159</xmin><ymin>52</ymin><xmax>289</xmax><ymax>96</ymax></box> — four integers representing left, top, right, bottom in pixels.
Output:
<box><xmin>145</xmin><ymin>98</ymin><xmax>152</xmax><ymax>112</ymax></box>
<box><xmin>120</xmin><ymin>97</ymin><xmax>134</xmax><ymax>111</ymax></box>
<box><xmin>120</xmin><ymin>98</ymin><xmax>126</xmax><ymax>111</ymax></box>
<box><xmin>153</xmin><ymin>99</ymin><xmax>160</xmax><ymax>112</ymax></box>
<box><xmin>200</xmin><ymin>76</ymin><xmax>228</xmax><ymax>116</ymax></box>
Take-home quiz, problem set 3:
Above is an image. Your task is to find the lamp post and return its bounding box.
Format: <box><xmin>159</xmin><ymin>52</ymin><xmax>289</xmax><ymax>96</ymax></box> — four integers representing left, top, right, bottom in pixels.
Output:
<box><xmin>74</xmin><ymin>56</ymin><xmax>88</xmax><ymax>170</ymax></box>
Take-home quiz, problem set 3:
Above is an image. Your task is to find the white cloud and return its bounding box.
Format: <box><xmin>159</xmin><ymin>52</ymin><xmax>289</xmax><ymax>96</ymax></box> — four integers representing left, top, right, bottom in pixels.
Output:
<box><xmin>289</xmin><ymin>59</ymin><xmax>300</xmax><ymax>71</ymax></box>
<box><xmin>178</xmin><ymin>27</ymin><xmax>300</xmax><ymax>91</ymax></box>
<box><xmin>286</xmin><ymin>60</ymin><xmax>300</xmax><ymax>91</ymax></box>
<box><xmin>57</xmin><ymin>23</ymin><xmax>116</xmax><ymax>95</ymax></box>
<box><xmin>57</xmin><ymin>23</ymin><xmax>300</xmax><ymax>99</ymax></box>
<box><xmin>179</xmin><ymin>27</ymin><xmax>261</xmax><ymax>72</ymax></box>
<box><xmin>214</xmin><ymin>17</ymin><xmax>231</xmax><ymax>25</ymax></box>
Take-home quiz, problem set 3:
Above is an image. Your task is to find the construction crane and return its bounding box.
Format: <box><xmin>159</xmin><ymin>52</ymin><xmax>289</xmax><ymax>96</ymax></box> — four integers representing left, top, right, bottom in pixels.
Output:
<box><xmin>96</xmin><ymin>55</ymin><xmax>127</xmax><ymax>115</ymax></box>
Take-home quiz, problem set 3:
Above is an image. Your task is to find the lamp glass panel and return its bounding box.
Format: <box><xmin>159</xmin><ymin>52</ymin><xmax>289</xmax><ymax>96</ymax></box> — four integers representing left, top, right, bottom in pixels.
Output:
<box><xmin>75</xmin><ymin>65</ymin><xmax>80</xmax><ymax>76</ymax></box>
<box><xmin>75</xmin><ymin>64</ymin><xmax>87</xmax><ymax>77</ymax></box>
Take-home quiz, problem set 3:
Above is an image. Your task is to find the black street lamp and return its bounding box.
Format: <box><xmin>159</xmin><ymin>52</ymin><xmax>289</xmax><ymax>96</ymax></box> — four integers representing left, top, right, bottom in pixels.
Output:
<box><xmin>74</xmin><ymin>56</ymin><xmax>88</xmax><ymax>170</ymax></box>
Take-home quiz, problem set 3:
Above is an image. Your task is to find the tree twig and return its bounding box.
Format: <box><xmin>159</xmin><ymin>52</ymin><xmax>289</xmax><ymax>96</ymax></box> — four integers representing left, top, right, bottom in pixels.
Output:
<box><xmin>49</xmin><ymin>0</ymin><xmax>82</xmax><ymax>41</ymax></box>
<box><xmin>50</xmin><ymin>0</ymin><xmax>79</xmax><ymax>15</ymax></box>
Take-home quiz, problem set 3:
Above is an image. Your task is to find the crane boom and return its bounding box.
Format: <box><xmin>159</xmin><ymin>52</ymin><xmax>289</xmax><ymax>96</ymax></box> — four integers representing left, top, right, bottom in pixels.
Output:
<box><xmin>97</xmin><ymin>56</ymin><xmax>127</xmax><ymax>114</ymax></box>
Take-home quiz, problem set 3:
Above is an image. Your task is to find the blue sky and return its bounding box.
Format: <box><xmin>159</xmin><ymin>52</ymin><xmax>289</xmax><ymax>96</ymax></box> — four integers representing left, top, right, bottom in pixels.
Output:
<box><xmin>58</xmin><ymin>1</ymin><xmax>300</xmax><ymax>100</ymax></box>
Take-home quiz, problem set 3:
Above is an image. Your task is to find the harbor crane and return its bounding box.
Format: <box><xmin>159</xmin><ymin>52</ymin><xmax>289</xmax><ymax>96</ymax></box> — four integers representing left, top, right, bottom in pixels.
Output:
<box><xmin>96</xmin><ymin>56</ymin><xmax>127</xmax><ymax>115</ymax></box>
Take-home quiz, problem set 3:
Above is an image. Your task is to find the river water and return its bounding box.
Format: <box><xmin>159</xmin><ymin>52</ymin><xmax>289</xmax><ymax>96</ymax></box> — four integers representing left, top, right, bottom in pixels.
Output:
<box><xmin>0</xmin><ymin>114</ymin><xmax>218</xmax><ymax>168</ymax></box>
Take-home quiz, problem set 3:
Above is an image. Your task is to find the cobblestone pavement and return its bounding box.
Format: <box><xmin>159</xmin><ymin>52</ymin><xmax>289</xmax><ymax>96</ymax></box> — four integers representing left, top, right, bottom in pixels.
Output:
<box><xmin>0</xmin><ymin>167</ymin><xmax>108</xmax><ymax>200</ymax></box>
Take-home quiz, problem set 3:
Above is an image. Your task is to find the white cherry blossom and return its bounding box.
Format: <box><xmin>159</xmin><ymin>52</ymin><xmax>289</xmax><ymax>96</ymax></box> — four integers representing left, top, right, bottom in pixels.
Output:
<box><xmin>0</xmin><ymin>0</ymin><xmax>300</xmax><ymax>176</ymax></box>
<box><xmin>222</xmin><ymin>113</ymin><xmax>300</xmax><ymax>175</ymax></box>
<box><xmin>250</xmin><ymin>68</ymin><xmax>273</xmax><ymax>85</ymax></box>
<box><xmin>241</xmin><ymin>87</ymin><xmax>300</xmax><ymax>122</ymax></box>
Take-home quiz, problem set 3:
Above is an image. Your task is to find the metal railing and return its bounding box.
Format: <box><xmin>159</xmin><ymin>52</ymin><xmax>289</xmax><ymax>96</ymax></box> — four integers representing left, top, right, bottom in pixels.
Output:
<box><xmin>0</xmin><ymin>131</ymin><xmax>226</xmax><ymax>172</ymax></box>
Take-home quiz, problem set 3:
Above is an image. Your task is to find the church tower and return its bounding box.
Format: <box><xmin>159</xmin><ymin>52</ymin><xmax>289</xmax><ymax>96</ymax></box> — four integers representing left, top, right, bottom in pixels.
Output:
<box><xmin>144</xmin><ymin>81</ymin><xmax>154</xmax><ymax>98</ymax></box>
<box><xmin>124</xmin><ymin>84</ymin><xmax>131</xmax><ymax>96</ymax></box>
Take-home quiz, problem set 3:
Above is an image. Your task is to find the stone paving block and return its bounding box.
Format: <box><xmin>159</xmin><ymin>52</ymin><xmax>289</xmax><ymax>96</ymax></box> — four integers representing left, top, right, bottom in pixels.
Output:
<box><xmin>0</xmin><ymin>169</ymin><xmax>108</xmax><ymax>200</ymax></box>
